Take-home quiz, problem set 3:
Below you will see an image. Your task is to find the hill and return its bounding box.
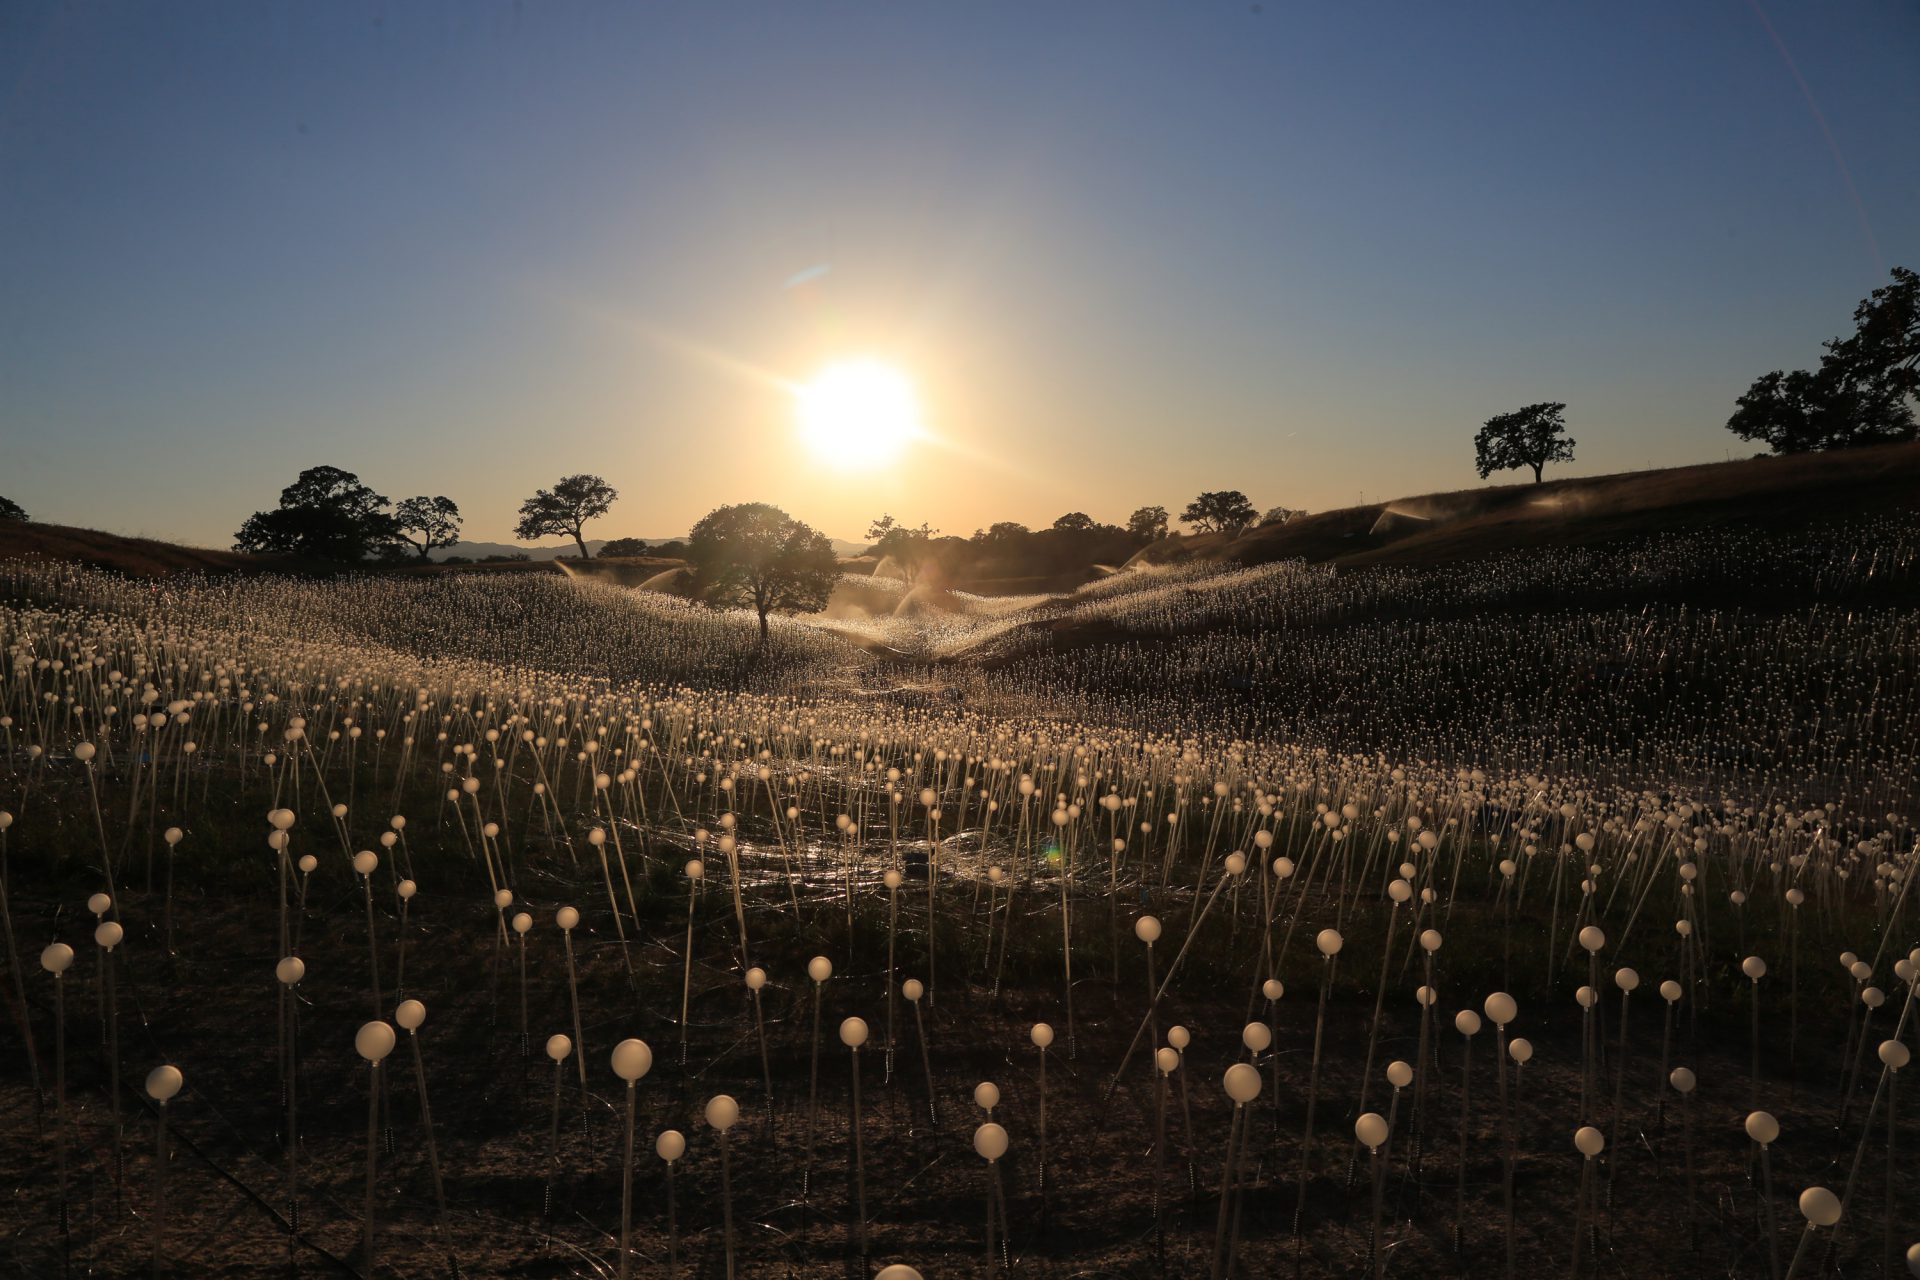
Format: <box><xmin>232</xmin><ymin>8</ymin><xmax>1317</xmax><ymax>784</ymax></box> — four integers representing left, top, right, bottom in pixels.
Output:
<box><xmin>0</xmin><ymin>520</ymin><xmax>289</xmax><ymax>576</ymax></box>
<box><xmin>1136</xmin><ymin>442</ymin><xmax>1920</xmax><ymax>572</ymax></box>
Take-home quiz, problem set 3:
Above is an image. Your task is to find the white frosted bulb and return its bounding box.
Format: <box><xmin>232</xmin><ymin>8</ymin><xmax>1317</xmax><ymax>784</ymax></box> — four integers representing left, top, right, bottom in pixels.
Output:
<box><xmin>809</xmin><ymin>956</ymin><xmax>833</xmax><ymax>984</ymax></box>
<box><xmin>1223</xmin><ymin>1062</ymin><xmax>1261</xmax><ymax>1104</ymax></box>
<box><xmin>704</xmin><ymin>1094</ymin><xmax>740</xmax><ymax>1132</ymax></box>
<box><xmin>611</xmin><ymin>1038</ymin><xmax>654</xmax><ymax>1082</ymax></box>
<box><xmin>840</xmin><ymin>1017</ymin><xmax>869</xmax><ymax>1048</ymax></box>
<box><xmin>902</xmin><ymin>978</ymin><xmax>924</xmax><ymax>1002</ymax></box>
<box><xmin>1031</xmin><ymin>1022</ymin><xmax>1055</xmax><ymax>1049</ymax></box>
<box><xmin>1355</xmin><ymin>1112</ymin><xmax>1388</xmax><ymax>1148</ymax></box>
<box><xmin>974</xmin><ymin>1122</ymin><xmax>1009</xmax><ymax>1161</ymax></box>
<box><xmin>546</xmin><ymin>1034</ymin><xmax>573</xmax><ymax>1062</ymax></box>
<box><xmin>355</xmin><ymin>1021</ymin><xmax>397</xmax><ymax>1063</ymax></box>
<box><xmin>146</xmin><ymin>1065</ymin><xmax>184</xmax><ymax>1102</ymax></box>
<box><xmin>1798</xmin><ymin>1186</ymin><xmax>1840</xmax><ymax>1227</ymax></box>
<box><xmin>395</xmin><ymin>999</ymin><xmax>426</xmax><ymax>1031</ymax></box>
<box><xmin>1134</xmin><ymin>915</ymin><xmax>1162</xmax><ymax>944</ymax></box>
<box><xmin>1387</xmin><ymin>1060</ymin><xmax>1414</xmax><ymax>1087</ymax></box>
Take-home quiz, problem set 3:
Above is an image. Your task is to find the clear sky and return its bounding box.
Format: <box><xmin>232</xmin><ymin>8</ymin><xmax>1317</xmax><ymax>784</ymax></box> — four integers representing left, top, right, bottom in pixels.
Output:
<box><xmin>3</xmin><ymin>2</ymin><xmax>1917</xmax><ymax>548</ymax></box>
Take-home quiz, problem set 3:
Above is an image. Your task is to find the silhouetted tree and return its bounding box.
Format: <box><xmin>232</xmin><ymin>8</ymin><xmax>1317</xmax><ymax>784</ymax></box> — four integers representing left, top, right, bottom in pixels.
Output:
<box><xmin>392</xmin><ymin>495</ymin><xmax>463</xmax><ymax>560</ymax></box>
<box><xmin>1127</xmin><ymin>505</ymin><xmax>1169</xmax><ymax>541</ymax></box>
<box><xmin>0</xmin><ymin>495</ymin><xmax>26</xmax><ymax>521</ymax></box>
<box><xmin>1052</xmin><ymin>511</ymin><xmax>1097</xmax><ymax>533</ymax></box>
<box><xmin>1259</xmin><ymin>505</ymin><xmax>1301</xmax><ymax>527</ymax></box>
<box><xmin>515</xmin><ymin>474</ymin><xmax>618</xmax><ymax>559</ymax></box>
<box><xmin>1474</xmin><ymin>402</ymin><xmax>1575</xmax><ymax>483</ymax></box>
<box><xmin>1729</xmin><ymin>267</ymin><xmax>1918</xmax><ymax>452</ymax></box>
<box><xmin>976</xmin><ymin>521</ymin><xmax>1029</xmax><ymax>543</ymax></box>
<box><xmin>1181</xmin><ymin>491</ymin><xmax>1257</xmax><ymax>536</ymax></box>
<box><xmin>687</xmin><ymin>503</ymin><xmax>840</xmax><ymax>639</ymax></box>
<box><xmin>866</xmin><ymin>514</ymin><xmax>939</xmax><ymax>585</ymax></box>
<box><xmin>599</xmin><ymin>537</ymin><xmax>652</xmax><ymax>557</ymax></box>
<box><xmin>234</xmin><ymin>466</ymin><xmax>398</xmax><ymax>561</ymax></box>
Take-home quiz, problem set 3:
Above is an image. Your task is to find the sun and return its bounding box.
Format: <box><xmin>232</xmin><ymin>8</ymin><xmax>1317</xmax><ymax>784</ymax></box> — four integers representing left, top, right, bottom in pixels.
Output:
<box><xmin>795</xmin><ymin>359</ymin><xmax>922</xmax><ymax>468</ymax></box>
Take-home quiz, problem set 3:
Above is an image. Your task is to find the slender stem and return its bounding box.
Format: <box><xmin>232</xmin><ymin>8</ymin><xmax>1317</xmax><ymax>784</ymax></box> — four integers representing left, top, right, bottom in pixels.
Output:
<box><xmin>365</xmin><ymin>1063</ymin><xmax>380</xmax><ymax>1278</ymax></box>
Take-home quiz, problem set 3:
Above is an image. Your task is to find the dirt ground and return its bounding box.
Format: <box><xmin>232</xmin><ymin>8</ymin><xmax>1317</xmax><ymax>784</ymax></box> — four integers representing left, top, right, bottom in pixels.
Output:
<box><xmin>0</xmin><ymin>844</ymin><xmax>1912</xmax><ymax>1280</ymax></box>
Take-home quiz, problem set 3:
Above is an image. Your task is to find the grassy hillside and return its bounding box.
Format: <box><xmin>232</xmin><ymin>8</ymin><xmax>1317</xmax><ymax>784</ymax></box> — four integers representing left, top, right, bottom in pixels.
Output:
<box><xmin>1136</xmin><ymin>441</ymin><xmax>1920</xmax><ymax>571</ymax></box>
<box><xmin>0</xmin><ymin>519</ymin><xmax>285</xmax><ymax>575</ymax></box>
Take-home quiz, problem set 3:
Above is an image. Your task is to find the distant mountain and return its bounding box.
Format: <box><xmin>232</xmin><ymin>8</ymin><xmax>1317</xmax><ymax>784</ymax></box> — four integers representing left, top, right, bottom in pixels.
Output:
<box><xmin>432</xmin><ymin>536</ymin><xmax>868</xmax><ymax>561</ymax></box>
<box><xmin>431</xmin><ymin>540</ymin><xmax>608</xmax><ymax>562</ymax></box>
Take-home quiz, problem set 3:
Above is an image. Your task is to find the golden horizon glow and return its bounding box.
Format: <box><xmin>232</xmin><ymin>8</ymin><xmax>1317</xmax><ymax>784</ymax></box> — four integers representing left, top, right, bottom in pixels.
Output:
<box><xmin>795</xmin><ymin>358</ymin><xmax>922</xmax><ymax>469</ymax></box>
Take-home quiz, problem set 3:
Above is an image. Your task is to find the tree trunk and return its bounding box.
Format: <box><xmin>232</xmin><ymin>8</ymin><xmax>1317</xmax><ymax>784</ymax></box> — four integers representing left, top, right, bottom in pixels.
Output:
<box><xmin>1531</xmin><ymin>463</ymin><xmax>1543</xmax><ymax>483</ymax></box>
<box><xmin>757</xmin><ymin>608</ymin><xmax>770</xmax><ymax>642</ymax></box>
<box><xmin>572</xmin><ymin>529</ymin><xmax>590</xmax><ymax>560</ymax></box>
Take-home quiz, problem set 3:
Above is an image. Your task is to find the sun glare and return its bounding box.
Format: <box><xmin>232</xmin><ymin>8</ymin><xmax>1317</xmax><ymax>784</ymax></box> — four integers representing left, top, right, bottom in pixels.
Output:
<box><xmin>795</xmin><ymin>359</ymin><xmax>921</xmax><ymax>468</ymax></box>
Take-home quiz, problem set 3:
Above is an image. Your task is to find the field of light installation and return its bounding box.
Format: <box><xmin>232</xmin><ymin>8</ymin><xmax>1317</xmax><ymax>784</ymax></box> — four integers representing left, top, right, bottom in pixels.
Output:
<box><xmin>1</xmin><ymin>501</ymin><xmax>1918</xmax><ymax>1280</ymax></box>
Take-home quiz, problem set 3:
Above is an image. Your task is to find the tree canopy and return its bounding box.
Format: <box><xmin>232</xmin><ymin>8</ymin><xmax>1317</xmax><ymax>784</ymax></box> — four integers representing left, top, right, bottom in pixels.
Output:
<box><xmin>392</xmin><ymin>495</ymin><xmax>463</xmax><ymax>560</ymax></box>
<box><xmin>0</xmin><ymin>495</ymin><xmax>26</xmax><ymax>521</ymax></box>
<box><xmin>1127</xmin><ymin>505</ymin><xmax>1169</xmax><ymax>541</ymax></box>
<box><xmin>1474</xmin><ymin>402</ymin><xmax>1575</xmax><ymax>483</ymax></box>
<box><xmin>687</xmin><ymin>503</ymin><xmax>840</xmax><ymax>638</ymax></box>
<box><xmin>515</xmin><ymin>474</ymin><xmax>619</xmax><ymax>559</ymax></box>
<box><xmin>1728</xmin><ymin>266</ymin><xmax>1918</xmax><ymax>453</ymax></box>
<box><xmin>233</xmin><ymin>466</ymin><xmax>399</xmax><ymax>561</ymax></box>
<box><xmin>866</xmin><ymin>514</ymin><xmax>939</xmax><ymax>585</ymax></box>
<box><xmin>1181</xmin><ymin>490</ymin><xmax>1257</xmax><ymax>536</ymax></box>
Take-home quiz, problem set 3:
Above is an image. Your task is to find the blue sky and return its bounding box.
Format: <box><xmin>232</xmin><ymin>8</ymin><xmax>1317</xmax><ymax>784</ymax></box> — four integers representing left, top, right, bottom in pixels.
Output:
<box><xmin>3</xmin><ymin>2</ymin><xmax>1916</xmax><ymax>546</ymax></box>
